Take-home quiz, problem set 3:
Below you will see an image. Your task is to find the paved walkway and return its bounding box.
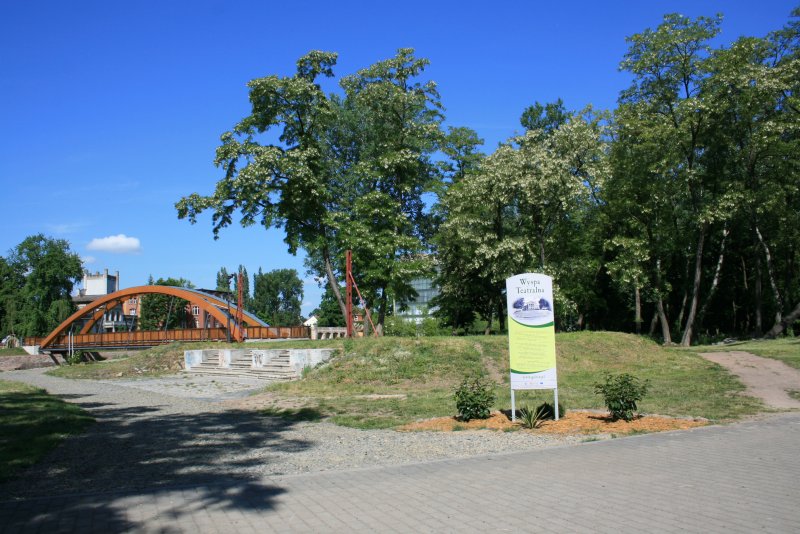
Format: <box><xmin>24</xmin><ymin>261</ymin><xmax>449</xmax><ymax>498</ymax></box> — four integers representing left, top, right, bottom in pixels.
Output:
<box><xmin>2</xmin><ymin>410</ymin><xmax>798</xmax><ymax>532</ymax></box>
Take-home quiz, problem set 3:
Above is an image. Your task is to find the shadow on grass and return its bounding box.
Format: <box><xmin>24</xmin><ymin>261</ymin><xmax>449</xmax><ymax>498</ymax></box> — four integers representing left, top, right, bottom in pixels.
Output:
<box><xmin>0</xmin><ymin>388</ymin><xmax>322</xmax><ymax>531</ymax></box>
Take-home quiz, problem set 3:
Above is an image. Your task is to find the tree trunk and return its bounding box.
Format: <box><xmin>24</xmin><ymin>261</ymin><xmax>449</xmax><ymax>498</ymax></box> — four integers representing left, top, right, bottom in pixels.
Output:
<box><xmin>538</xmin><ymin>231</ymin><xmax>546</xmax><ymax>270</ymax></box>
<box><xmin>680</xmin><ymin>222</ymin><xmax>708</xmax><ymax>346</ymax></box>
<box><xmin>634</xmin><ymin>285</ymin><xmax>642</xmax><ymax>335</ymax></box>
<box><xmin>755</xmin><ymin>259</ymin><xmax>763</xmax><ymax>336</ymax></box>
<box><xmin>322</xmin><ymin>247</ymin><xmax>347</xmax><ymax>321</ymax></box>
<box><xmin>698</xmin><ymin>224</ymin><xmax>729</xmax><ymax>321</ymax></box>
<box><xmin>648</xmin><ymin>311</ymin><xmax>658</xmax><ymax>337</ymax></box>
<box><xmin>377</xmin><ymin>288</ymin><xmax>388</xmax><ymax>335</ymax></box>
<box><xmin>755</xmin><ymin>225</ymin><xmax>783</xmax><ymax>323</ymax></box>
<box><xmin>656</xmin><ymin>298</ymin><xmax>672</xmax><ymax>344</ymax></box>
<box><xmin>653</xmin><ymin>258</ymin><xmax>672</xmax><ymax>344</ymax></box>
<box><xmin>497</xmin><ymin>299</ymin><xmax>505</xmax><ymax>332</ymax></box>
<box><xmin>484</xmin><ymin>299</ymin><xmax>493</xmax><ymax>335</ymax></box>
<box><xmin>764</xmin><ymin>300</ymin><xmax>800</xmax><ymax>339</ymax></box>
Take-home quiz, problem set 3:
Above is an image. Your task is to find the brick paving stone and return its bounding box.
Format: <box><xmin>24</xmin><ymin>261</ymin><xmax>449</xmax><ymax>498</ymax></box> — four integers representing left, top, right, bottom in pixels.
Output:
<box><xmin>1</xmin><ymin>413</ymin><xmax>799</xmax><ymax>532</ymax></box>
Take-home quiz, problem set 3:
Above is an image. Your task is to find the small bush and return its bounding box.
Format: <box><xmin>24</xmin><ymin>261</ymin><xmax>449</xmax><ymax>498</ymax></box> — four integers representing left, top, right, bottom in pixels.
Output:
<box><xmin>533</xmin><ymin>401</ymin><xmax>565</xmax><ymax>420</ymax></box>
<box><xmin>519</xmin><ymin>405</ymin><xmax>545</xmax><ymax>429</ymax></box>
<box><xmin>454</xmin><ymin>375</ymin><xmax>496</xmax><ymax>421</ymax></box>
<box><xmin>65</xmin><ymin>351</ymin><xmax>86</xmax><ymax>366</ymax></box>
<box><xmin>594</xmin><ymin>373</ymin><xmax>650</xmax><ymax>421</ymax></box>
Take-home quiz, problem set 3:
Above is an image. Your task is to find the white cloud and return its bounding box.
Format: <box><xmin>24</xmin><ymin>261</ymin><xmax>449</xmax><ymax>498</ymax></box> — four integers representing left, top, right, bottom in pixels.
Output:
<box><xmin>87</xmin><ymin>234</ymin><xmax>142</xmax><ymax>254</ymax></box>
<box><xmin>81</xmin><ymin>255</ymin><xmax>96</xmax><ymax>265</ymax></box>
<box><xmin>46</xmin><ymin>222</ymin><xmax>88</xmax><ymax>235</ymax></box>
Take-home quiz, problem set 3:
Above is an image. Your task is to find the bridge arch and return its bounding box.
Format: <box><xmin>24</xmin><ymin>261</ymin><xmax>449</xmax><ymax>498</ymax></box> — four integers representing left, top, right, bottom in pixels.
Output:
<box><xmin>40</xmin><ymin>286</ymin><xmax>266</xmax><ymax>350</ymax></box>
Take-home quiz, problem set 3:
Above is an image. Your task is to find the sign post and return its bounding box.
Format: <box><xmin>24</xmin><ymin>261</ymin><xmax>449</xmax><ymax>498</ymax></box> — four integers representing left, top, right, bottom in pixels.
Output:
<box><xmin>506</xmin><ymin>273</ymin><xmax>559</xmax><ymax>421</ymax></box>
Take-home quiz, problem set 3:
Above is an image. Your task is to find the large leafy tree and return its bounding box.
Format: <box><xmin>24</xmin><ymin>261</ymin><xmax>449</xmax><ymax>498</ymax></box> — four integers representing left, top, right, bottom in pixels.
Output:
<box><xmin>252</xmin><ymin>268</ymin><xmax>304</xmax><ymax>325</ymax></box>
<box><xmin>215</xmin><ymin>266</ymin><xmax>230</xmax><ymax>292</ymax></box>
<box><xmin>334</xmin><ymin>49</ymin><xmax>445</xmax><ymax>326</ymax></box>
<box><xmin>2</xmin><ymin>235</ymin><xmax>83</xmax><ymax>337</ymax></box>
<box><xmin>177</xmin><ymin>49</ymin><xmax>446</xmax><ymax>332</ymax></box>
<box><xmin>139</xmin><ymin>276</ymin><xmax>194</xmax><ymax>330</ymax></box>
<box><xmin>435</xmin><ymin>109</ymin><xmax>609</xmax><ymax>331</ymax></box>
<box><xmin>177</xmin><ymin>51</ymin><xmax>346</xmax><ymax>317</ymax></box>
<box><xmin>615</xmin><ymin>13</ymin><xmax>726</xmax><ymax>345</ymax></box>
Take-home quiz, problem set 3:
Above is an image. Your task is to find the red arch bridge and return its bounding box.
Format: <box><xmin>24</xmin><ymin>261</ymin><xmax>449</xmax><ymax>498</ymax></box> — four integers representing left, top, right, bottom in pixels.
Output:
<box><xmin>23</xmin><ymin>286</ymin><xmax>309</xmax><ymax>353</ymax></box>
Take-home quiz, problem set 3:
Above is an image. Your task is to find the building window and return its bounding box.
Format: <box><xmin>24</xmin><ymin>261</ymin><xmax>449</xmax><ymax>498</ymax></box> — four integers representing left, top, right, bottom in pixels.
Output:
<box><xmin>129</xmin><ymin>297</ymin><xmax>137</xmax><ymax>304</ymax></box>
<box><xmin>192</xmin><ymin>305</ymin><xmax>200</xmax><ymax>316</ymax></box>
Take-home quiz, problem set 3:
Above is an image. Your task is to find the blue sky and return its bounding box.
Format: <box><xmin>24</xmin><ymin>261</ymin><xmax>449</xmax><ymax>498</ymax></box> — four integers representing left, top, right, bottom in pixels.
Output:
<box><xmin>1</xmin><ymin>1</ymin><xmax>796</xmax><ymax>316</ymax></box>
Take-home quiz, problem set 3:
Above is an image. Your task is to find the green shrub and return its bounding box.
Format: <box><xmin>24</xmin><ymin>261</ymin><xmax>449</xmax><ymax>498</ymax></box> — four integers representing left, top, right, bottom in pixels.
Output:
<box><xmin>594</xmin><ymin>373</ymin><xmax>650</xmax><ymax>421</ymax></box>
<box><xmin>65</xmin><ymin>351</ymin><xmax>86</xmax><ymax>366</ymax></box>
<box><xmin>454</xmin><ymin>375</ymin><xmax>496</xmax><ymax>421</ymax></box>
<box><xmin>533</xmin><ymin>401</ymin><xmax>565</xmax><ymax>420</ymax></box>
<box><xmin>518</xmin><ymin>401</ymin><xmax>565</xmax><ymax>429</ymax></box>
<box><xmin>519</xmin><ymin>405</ymin><xmax>545</xmax><ymax>429</ymax></box>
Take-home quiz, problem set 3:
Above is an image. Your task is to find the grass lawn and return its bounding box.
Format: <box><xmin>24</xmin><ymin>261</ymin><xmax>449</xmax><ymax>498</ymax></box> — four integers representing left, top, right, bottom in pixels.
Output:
<box><xmin>0</xmin><ymin>348</ymin><xmax>27</xmax><ymax>356</ymax></box>
<box><xmin>0</xmin><ymin>380</ymin><xmax>94</xmax><ymax>482</ymax></box>
<box><xmin>691</xmin><ymin>337</ymin><xmax>800</xmax><ymax>370</ymax></box>
<box><xmin>46</xmin><ymin>332</ymin><xmax>765</xmax><ymax>429</ymax></box>
<box><xmin>265</xmin><ymin>332</ymin><xmax>763</xmax><ymax>428</ymax></box>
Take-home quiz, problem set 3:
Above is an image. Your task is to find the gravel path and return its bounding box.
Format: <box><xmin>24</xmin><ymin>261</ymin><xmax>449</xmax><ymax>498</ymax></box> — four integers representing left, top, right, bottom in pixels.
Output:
<box><xmin>0</xmin><ymin>369</ymin><xmax>581</xmax><ymax>500</ymax></box>
<box><xmin>699</xmin><ymin>351</ymin><xmax>800</xmax><ymax>409</ymax></box>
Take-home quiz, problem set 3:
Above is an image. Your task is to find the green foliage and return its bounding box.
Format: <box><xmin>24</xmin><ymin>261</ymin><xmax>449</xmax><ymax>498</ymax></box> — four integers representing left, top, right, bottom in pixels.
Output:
<box><xmin>594</xmin><ymin>373</ymin><xmax>650</xmax><ymax>421</ymax></box>
<box><xmin>64</xmin><ymin>351</ymin><xmax>86</xmax><ymax>366</ymax></box>
<box><xmin>382</xmin><ymin>316</ymin><xmax>419</xmax><ymax>337</ymax></box>
<box><xmin>234</xmin><ymin>265</ymin><xmax>251</xmax><ymax>310</ymax></box>
<box><xmin>454</xmin><ymin>375</ymin><xmax>496</xmax><ymax>421</ymax></box>
<box><xmin>177</xmin><ymin>48</ymin><xmax>458</xmax><ymax>331</ymax></box>
<box><xmin>139</xmin><ymin>276</ymin><xmax>194</xmax><ymax>331</ymax></box>
<box><xmin>215</xmin><ymin>266</ymin><xmax>230</xmax><ymax>292</ymax></box>
<box><xmin>313</xmin><ymin>286</ymin><xmax>347</xmax><ymax>327</ymax></box>
<box><xmin>518</xmin><ymin>405</ymin><xmax>545</xmax><ymax>429</ymax></box>
<box><xmin>252</xmin><ymin>268</ymin><xmax>303</xmax><ymax>326</ymax></box>
<box><xmin>533</xmin><ymin>401</ymin><xmax>565</xmax><ymax>420</ymax></box>
<box><xmin>1</xmin><ymin>234</ymin><xmax>83</xmax><ymax>338</ymax></box>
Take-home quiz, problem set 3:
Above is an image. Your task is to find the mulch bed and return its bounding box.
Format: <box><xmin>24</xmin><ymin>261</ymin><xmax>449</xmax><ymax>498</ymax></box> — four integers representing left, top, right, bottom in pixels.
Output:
<box><xmin>397</xmin><ymin>410</ymin><xmax>708</xmax><ymax>435</ymax></box>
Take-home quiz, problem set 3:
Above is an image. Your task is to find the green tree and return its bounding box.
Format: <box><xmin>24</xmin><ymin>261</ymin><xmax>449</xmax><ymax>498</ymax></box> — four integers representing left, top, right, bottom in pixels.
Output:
<box><xmin>0</xmin><ymin>256</ymin><xmax>24</xmax><ymax>337</ymax></box>
<box><xmin>215</xmin><ymin>267</ymin><xmax>230</xmax><ymax>292</ymax></box>
<box><xmin>234</xmin><ymin>265</ymin><xmax>251</xmax><ymax>310</ymax></box>
<box><xmin>139</xmin><ymin>277</ymin><xmax>194</xmax><ymax>330</ymax></box>
<box><xmin>435</xmin><ymin>110</ymin><xmax>609</xmax><ymax>332</ymax></box>
<box><xmin>312</xmin><ymin>285</ymin><xmax>347</xmax><ymax>327</ymax></box>
<box><xmin>520</xmin><ymin>98</ymin><xmax>570</xmax><ymax>138</ymax></box>
<box><xmin>177</xmin><ymin>49</ymin><xmax>447</xmax><ymax>332</ymax></box>
<box><xmin>615</xmin><ymin>13</ymin><xmax>725</xmax><ymax>345</ymax></box>
<box><xmin>4</xmin><ymin>235</ymin><xmax>83</xmax><ymax>337</ymax></box>
<box><xmin>177</xmin><ymin>51</ymin><xmax>350</xmax><ymax>321</ymax></box>
<box><xmin>252</xmin><ymin>268</ymin><xmax>304</xmax><ymax>325</ymax></box>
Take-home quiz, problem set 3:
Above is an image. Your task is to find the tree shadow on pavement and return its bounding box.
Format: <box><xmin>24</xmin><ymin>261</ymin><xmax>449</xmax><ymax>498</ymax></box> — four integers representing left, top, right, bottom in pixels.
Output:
<box><xmin>0</xmin><ymin>394</ymin><xmax>317</xmax><ymax>532</ymax></box>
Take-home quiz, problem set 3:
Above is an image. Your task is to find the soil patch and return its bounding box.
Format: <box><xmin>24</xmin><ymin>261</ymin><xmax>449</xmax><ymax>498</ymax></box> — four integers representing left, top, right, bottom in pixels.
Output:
<box><xmin>0</xmin><ymin>355</ymin><xmax>56</xmax><ymax>372</ymax></box>
<box><xmin>699</xmin><ymin>351</ymin><xmax>800</xmax><ymax>410</ymax></box>
<box><xmin>397</xmin><ymin>410</ymin><xmax>708</xmax><ymax>435</ymax></box>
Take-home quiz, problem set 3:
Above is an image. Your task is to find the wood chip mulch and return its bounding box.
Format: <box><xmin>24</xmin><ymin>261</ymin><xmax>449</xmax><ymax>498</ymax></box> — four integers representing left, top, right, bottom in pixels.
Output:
<box><xmin>397</xmin><ymin>410</ymin><xmax>709</xmax><ymax>435</ymax></box>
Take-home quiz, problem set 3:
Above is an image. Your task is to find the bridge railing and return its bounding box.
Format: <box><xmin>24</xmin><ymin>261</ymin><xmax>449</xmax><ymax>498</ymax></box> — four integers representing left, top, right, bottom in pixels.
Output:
<box><xmin>25</xmin><ymin>325</ymin><xmax>311</xmax><ymax>351</ymax></box>
<box><xmin>246</xmin><ymin>326</ymin><xmax>309</xmax><ymax>339</ymax></box>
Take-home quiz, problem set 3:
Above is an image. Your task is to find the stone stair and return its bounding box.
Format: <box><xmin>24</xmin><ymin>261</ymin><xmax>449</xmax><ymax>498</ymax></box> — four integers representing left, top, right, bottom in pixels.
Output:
<box><xmin>186</xmin><ymin>350</ymin><xmax>298</xmax><ymax>381</ymax></box>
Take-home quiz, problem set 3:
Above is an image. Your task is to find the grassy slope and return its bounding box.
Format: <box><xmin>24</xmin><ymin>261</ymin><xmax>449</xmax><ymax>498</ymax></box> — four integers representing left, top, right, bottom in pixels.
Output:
<box><xmin>0</xmin><ymin>348</ymin><xmax>27</xmax><ymax>356</ymax></box>
<box><xmin>267</xmin><ymin>332</ymin><xmax>762</xmax><ymax>428</ymax></box>
<box><xmin>0</xmin><ymin>380</ymin><xmax>94</xmax><ymax>482</ymax></box>
<box><xmin>45</xmin><ymin>332</ymin><xmax>764</xmax><ymax>428</ymax></box>
<box><xmin>692</xmin><ymin>337</ymin><xmax>800</xmax><ymax>370</ymax></box>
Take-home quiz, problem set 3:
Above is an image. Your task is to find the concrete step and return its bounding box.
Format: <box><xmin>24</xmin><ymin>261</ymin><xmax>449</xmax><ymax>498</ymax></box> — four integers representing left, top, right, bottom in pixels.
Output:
<box><xmin>185</xmin><ymin>367</ymin><xmax>296</xmax><ymax>380</ymax></box>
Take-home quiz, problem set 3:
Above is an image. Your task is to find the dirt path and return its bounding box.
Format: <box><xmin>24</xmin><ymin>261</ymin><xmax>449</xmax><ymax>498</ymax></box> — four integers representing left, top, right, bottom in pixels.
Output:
<box><xmin>699</xmin><ymin>351</ymin><xmax>800</xmax><ymax>409</ymax></box>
